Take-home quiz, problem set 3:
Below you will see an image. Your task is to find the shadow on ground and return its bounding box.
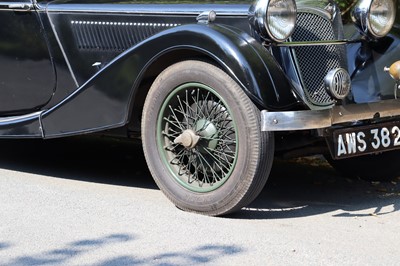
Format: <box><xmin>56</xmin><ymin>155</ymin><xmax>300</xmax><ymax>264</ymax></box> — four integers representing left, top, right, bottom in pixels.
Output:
<box><xmin>0</xmin><ymin>136</ymin><xmax>156</xmax><ymax>190</ymax></box>
<box><xmin>232</xmin><ymin>157</ymin><xmax>400</xmax><ymax>219</ymax></box>
<box><xmin>0</xmin><ymin>242</ymin><xmax>11</xmax><ymax>251</ymax></box>
<box><xmin>4</xmin><ymin>233</ymin><xmax>242</xmax><ymax>266</ymax></box>
<box><xmin>0</xmin><ymin>136</ymin><xmax>399</xmax><ymax>220</ymax></box>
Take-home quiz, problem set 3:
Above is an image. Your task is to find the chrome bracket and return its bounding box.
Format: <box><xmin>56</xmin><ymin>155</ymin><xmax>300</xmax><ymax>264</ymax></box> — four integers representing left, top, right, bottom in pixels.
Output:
<box><xmin>196</xmin><ymin>10</ymin><xmax>216</xmax><ymax>24</ymax></box>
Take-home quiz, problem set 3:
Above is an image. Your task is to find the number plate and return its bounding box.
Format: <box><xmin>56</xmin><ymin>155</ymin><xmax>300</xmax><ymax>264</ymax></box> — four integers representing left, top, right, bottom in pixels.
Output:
<box><xmin>332</xmin><ymin>122</ymin><xmax>400</xmax><ymax>159</ymax></box>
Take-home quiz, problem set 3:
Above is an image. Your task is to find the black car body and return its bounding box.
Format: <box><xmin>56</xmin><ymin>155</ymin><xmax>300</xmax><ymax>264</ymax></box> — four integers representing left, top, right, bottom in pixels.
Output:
<box><xmin>1</xmin><ymin>0</ymin><xmax>399</xmax><ymax>215</ymax></box>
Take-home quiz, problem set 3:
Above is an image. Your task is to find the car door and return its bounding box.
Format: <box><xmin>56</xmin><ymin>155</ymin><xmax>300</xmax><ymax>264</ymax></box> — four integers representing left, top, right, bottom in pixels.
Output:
<box><xmin>0</xmin><ymin>0</ymin><xmax>55</xmax><ymax>115</ymax></box>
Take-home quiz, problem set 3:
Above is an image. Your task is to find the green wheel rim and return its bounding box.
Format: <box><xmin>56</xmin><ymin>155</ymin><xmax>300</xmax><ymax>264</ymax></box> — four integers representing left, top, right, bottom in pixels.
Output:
<box><xmin>157</xmin><ymin>83</ymin><xmax>238</xmax><ymax>193</ymax></box>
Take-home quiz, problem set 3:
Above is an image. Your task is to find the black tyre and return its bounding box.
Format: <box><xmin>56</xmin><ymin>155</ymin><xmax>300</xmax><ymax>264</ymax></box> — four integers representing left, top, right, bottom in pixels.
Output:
<box><xmin>142</xmin><ymin>60</ymin><xmax>274</xmax><ymax>216</ymax></box>
<box><xmin>325</xmin><ymin>150</ymin><xmax>400</xmax><ymax>181</ymax></box>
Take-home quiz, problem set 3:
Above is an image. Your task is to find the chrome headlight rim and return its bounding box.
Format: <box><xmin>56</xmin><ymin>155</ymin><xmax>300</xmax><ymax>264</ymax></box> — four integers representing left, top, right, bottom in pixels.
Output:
<box><xmin>251</xmin><ymin>0</ymin><xmax>297</xmax><ymax>43</ymax></box>
<box><xmin>352</xmin><ymin>0</ymin><xmax>396</xmax><ymax>39</ymax></box>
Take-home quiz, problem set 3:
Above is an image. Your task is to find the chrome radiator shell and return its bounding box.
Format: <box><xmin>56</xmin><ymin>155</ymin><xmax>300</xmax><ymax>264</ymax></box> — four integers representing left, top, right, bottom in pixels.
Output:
<box><xmin>290</xmin><ymin>11</ymin><xmax>348</xmax><ymax>107</ymax></box>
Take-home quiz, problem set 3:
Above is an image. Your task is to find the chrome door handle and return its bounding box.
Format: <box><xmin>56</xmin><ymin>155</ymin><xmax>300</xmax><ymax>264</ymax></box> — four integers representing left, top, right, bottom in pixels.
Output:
<box><xmin>7</xmin><ymin>3</ymin><xmax>32</xmax><ymax>11</ymax></box>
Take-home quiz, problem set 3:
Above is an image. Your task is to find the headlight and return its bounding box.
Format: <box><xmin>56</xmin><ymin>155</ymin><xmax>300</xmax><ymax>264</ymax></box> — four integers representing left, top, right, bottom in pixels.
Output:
<box><xmin>352</xmin><ymin>0</ymin><xmax>396</xmax><ymax>38</ymax></box>
<box><xmin>250</xmin><ymin>0</ymin><xmax>297</xmax><ymax>42</ymax></box>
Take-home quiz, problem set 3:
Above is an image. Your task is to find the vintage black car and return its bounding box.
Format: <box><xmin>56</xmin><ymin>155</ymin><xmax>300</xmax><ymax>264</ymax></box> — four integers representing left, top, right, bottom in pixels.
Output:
<box><xmin>1</xmin><ymin>0</ymin><xmax>399</xmax><ymax>215</ymax></box>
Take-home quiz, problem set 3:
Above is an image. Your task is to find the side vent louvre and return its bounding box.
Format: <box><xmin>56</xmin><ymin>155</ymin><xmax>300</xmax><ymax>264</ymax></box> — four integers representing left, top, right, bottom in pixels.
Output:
<box><xmin>71</xmin><ymin>21</ymin><xmax>179</xmax><ymax>51</ymax></box>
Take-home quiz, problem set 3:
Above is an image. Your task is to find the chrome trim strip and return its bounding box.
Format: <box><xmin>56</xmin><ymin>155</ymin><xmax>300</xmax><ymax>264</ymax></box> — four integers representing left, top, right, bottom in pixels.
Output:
<box><xmin>47</xmin><ymin>12</ymin><xmax>79</xmax><ymax>87</ymax></box>
<box><xmin>38</xmin><ymin>111</ymin><xmax>45</xmax><ymax>138</ymax></box>
<box><xmin>0</xmin><ymin>111</ymin><xmax>42</xmax><ymax>126</ymax></box>
<box><xmin>298</xmin><ymin>7</ymin><xmax>332</xmax><ymax>21</ymax></box>
<box><xmin>262</xmin><ymin>99</ymin><xmax>400</xmax><ymax>131</ymax></box>
<box><xmin>71</xmin><ymin>20</ymin><xmax>181</xmax><ymax>27</ymax></box>
<box><xmin>47</xmin><ymin>9</ymin><xmax>248</xmax><ymax>16</ymax></box>
<box><xmin>46</xmin><ymin>4</ymin><xmax>249</xmax><ymax>16</ymax></box>
<box><xmin>0</xmin><ymin>2</ymin><xmax>33</xmax><ymax>11</ymax></box>
<box><xmin>274</xmin><ymin>40</ymin><xmax>349</xmax><ymax>47</ymax></box>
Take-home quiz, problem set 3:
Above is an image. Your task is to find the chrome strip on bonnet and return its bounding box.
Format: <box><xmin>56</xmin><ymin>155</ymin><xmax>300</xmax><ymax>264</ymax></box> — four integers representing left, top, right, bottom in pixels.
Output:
<box><xmin>45</xmin><ymin>4</ymin><xmax>249</xmax><ymax>16</ymax></box>
<box><xmin>48</xmin><ymin>9</ymin><xmax>248</xmax><ymax>16</ymax></box>
<box><xmin>262</xmin><ymin>99</ymin><xmax>400</xmax><ymax>131</ymax></box>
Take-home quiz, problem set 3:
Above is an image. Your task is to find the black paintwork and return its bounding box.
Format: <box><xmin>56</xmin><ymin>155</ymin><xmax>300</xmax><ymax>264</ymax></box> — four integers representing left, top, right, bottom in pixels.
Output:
<box><xmin>0</xmin><ymin>0</ymin><xmax>399</xmax><ymax>138</ymax></box>
<box><xmin>0</xmin><ymin>5</ymin><xmax>55</xmax><ymax>114</ymax></box>
<box><xmin>41</xmin><ymin>23</ymin><xmax>300</xmax><ymax>137</ymax></box>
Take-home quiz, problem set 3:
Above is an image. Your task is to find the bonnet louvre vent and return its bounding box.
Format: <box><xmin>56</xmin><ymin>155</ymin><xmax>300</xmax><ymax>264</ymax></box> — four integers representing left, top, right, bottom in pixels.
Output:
<box><xmin>71</xmin><ymin>21</ymin><xmax>179</xmax><ymax>51</ymax></box>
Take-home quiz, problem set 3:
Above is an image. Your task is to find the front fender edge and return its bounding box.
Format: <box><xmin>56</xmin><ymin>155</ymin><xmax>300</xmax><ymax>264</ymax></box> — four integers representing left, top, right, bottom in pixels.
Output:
<box><xmin>41</xmin><ymin>24</ymin><xmax>298</xmax><ymax>138</ymax></box>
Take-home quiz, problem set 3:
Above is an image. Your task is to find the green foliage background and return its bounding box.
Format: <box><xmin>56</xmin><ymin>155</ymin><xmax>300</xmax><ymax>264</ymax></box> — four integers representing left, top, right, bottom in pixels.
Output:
<box><xmin>336</xmin><ymin>0</ymin><xmax>357</xmax><ymax>20</ymax></box>
<box><xmin>336</xmin><ymin>0</ymin><xmax>356</xmax><ymax>10</ymax></box>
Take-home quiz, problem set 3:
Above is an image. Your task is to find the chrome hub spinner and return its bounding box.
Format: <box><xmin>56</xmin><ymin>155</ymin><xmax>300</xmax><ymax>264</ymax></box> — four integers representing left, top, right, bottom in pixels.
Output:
<box><xmin>174</xmin><ymin>129</ymin><xmax>200</xmax><ymax>149</ymax></box>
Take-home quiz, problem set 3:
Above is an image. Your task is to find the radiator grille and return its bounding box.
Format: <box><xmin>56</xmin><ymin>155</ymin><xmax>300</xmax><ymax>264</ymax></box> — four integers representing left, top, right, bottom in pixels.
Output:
<box><xmin>291</xmin><ymin>12</ymin><xmax>347</xmax><ymax>106</ymax></box>
<box><xmin>71</xmin><ymin>21</ymin><xmax>179</xmax><ymax>52</ymax></box>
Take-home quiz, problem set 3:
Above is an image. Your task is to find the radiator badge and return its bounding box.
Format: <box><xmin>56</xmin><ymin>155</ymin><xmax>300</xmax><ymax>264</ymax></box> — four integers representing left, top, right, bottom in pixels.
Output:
<box><xmin>324</xmin><ymin>68</ymin><xmax>351</xmax><ymax>100</ymax></box>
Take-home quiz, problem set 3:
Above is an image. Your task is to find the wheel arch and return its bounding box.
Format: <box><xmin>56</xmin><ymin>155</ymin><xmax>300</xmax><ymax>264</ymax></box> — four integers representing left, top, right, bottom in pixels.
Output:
<box><xmin>128</xmin><ymin>24</ymin><xmax>299</xmax><ymax>131</ymax></box>
<box><xmin>41</xmin><ymin>24</ymin><xmax>298</xmax><ymax>138</ymax></box>
<box><xmin>127</xmin><ymin>48</ymin><xmax>210</xmax><ymax>132</ymax></box>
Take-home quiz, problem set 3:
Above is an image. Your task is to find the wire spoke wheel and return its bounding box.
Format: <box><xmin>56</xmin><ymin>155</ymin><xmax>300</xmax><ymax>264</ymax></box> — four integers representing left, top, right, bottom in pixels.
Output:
<box><xmin>158</xmin><ymin>83</ymin><xmax>238</xmax><ymax>192</ymax></box>
<box><xmin>142</xmin><ymin>60</ymin><xmax>274</xmax><ymax>216</ymax></box>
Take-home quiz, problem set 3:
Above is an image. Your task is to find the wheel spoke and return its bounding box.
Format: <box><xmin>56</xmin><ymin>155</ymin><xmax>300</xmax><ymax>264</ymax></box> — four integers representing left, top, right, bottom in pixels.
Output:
<box><xmin>203</xmin><ymin>147</ymin><xmax>231</xmax><ymax>175</ymax></box>
<box><xmin>163</xmin><ymin>116</ymin><xmax>184</xmax><ymax>132</ymax></box>
<box><xmin>169</xmin><ymin>148</ymin><xmax>186</xmax><ymax>165</ymax></box>
<box><xmin>173</xmin><ymin>107</ymin><xmax>197</xmax><ymax>123</ymax></box>
<box><xmin>196</xmin><ymin>151</ymin><xmax>222</xmax><ymax>184</ymax></box>
<box><xmin>203</xmin><ymin>96</ymin><xmax>220</xmax><ymax>118</ymax></box>
<box><xmin>201</xmin><ymin>137</ymin><xmax>236</xmax><ymax>145</ymax></box>
<box><xmin>164</xmin><ymin>140</ymin><xmax>181</xmax><ymax>151</ymax></box>
<box><xmin>158</xmin><ymin>83</ymin><xmax>238</xmax><ymax>192</ymax></box>
<box><xmin>218</xmin><ymin>126</ymin><xmax>235</xmax><ymax>139</ymax></box>
<box><xmin>162</xmin><ymin>130</ymin><xmax>180</xmax><ymax>139</ymax></box>
<box><xmin>207</xmin><ymin>147</ymin><xmax>236</xmax><ymax>159</ymax></box>
<box><xmin>176</xmin><ymin>95</ymin><xmax>190</xmax><ymax>127</ymax></box>
<box><xmin>191</xmin><ymin>90</ymin><xmax>208</xmax><ymax>119</ymax></box>
<box><xmin>186</xmin><ymin>151</ymin><xmax>197</xmax><ymax>184</ymax></box>
<box><xmin>167</xmin><ymin>105</ymin><xmax>185</xmax><ymax>131</ymax></box>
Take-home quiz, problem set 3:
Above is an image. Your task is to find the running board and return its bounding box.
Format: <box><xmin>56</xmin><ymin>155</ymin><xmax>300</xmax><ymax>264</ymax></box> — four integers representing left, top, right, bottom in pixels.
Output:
<box><xmin>0</xmin><ymin>111</ymin><xmax>43</xmax><ymax>138</ymax></box>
